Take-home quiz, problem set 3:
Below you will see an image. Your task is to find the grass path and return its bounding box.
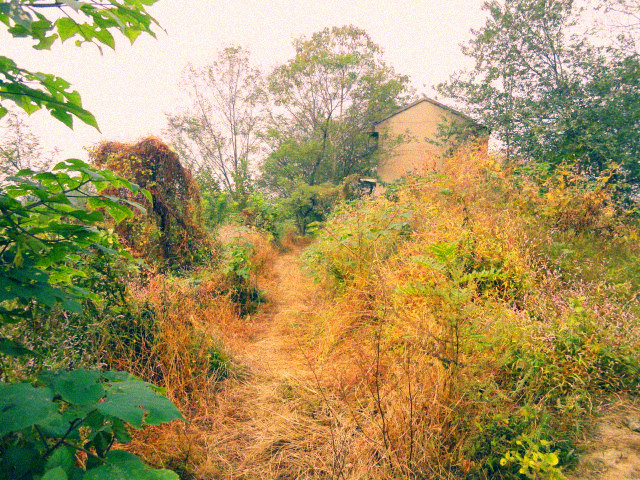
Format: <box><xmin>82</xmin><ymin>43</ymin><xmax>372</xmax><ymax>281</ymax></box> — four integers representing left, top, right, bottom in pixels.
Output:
<box><xmin>205</xmin><ymin>247</ymin><xmax>336</xmax><ymax>480</ymax></box>
<box><xmin>181</xmin><ymin>244</ymin><xmax>640</xmax><ymax>480</ymax></box>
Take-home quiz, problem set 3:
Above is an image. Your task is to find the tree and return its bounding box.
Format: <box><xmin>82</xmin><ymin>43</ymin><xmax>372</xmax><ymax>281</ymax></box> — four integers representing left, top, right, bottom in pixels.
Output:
<box><xmin>90</xmin><ymin>137</ymin><xmax>212</xmax><ymax>269</ymax></box>
<box><xmin>438</xmin><ymin>0</ymin><xmax>640</xmax><ymax>196</ymax></box>
<box><xmin>594</xmin><ymin>0</ymin><xmax>640</xmax><ymax>50</ymax></box>
<box><xmin>260</xmin><ymin>25</ymin><xmax>414</xmax><ymax>194</ymax></box>
<box><xmin>166</xmin><ymin>46</ymin><xmax>265</xmax><ymax>207</ymax></box>
<box><xmin>0</xmin><ymin>2</ymin><xmax>183</xmax><ymax>479</ymax></box>
<box><xmin>0</xmin><ymin>110</ymin><xmax>58</xmax><ymax>182</ymax></box>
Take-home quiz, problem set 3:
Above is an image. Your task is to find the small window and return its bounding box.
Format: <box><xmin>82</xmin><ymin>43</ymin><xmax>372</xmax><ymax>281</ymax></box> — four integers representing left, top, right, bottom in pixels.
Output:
<box><xmin>369</xmin><ymin>131</ymin><xmax>379</xmax><ymax>148</ymax></box>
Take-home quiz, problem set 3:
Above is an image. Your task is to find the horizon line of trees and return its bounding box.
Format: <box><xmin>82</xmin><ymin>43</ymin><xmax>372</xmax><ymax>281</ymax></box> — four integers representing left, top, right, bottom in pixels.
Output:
<box><xmin>164</xmin><ymin>25</ymin><xmax>416</xmax><ymax>208</ymax></box>
<box><xmin>164</xmin><ymin>1</ymin><xmax>640</xmax><ymax>208</ymax></box>
<box><xmin>438</xmin><ymin>0</ymin><xmax>640</xmax><ymax>199</ymax></box>
<box><xmin>4</xmin><ymin>1</ymin><xmax>639</xmax><ymax>209</ymax></box>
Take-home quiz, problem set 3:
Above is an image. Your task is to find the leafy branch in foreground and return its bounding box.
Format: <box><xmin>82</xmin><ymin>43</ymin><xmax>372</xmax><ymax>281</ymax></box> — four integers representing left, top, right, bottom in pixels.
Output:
<box><xmin>0</xmin><ymin>158</ymin><xmax>148</xmax><ymax>321</ymax></box>
<box><xmin>0</xmin><ymin>160</ymin><xmax>184</xmax><ymax>479</ymax></box>
<box><xmin>0</xmin><ymin>0</ymin><xmax>161</xmax><ymax>126</ymax></box>
<box><xmin>0</xmin><ymin>370</ymin><xmax>182</xmax><ymax>480</ymax></box>
<box><xmin>0</xmin><ymin>1</ymin><xmax>184</xmax><ymax>478</ymax></box>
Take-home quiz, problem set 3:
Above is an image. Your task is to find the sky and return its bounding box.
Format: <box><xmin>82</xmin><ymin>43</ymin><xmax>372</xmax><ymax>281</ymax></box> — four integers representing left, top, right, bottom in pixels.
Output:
<box><xmin>2</xmin><ymin>0</ymin><xmax>489</xmax><ymax>161</ymax></box>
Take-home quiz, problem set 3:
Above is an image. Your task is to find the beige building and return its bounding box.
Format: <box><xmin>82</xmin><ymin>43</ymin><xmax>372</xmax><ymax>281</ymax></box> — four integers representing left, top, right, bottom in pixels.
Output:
<box><xmin>372</xmin><ymin>97</ymin><xmax>489</xmax><ymax>183</ymax></box>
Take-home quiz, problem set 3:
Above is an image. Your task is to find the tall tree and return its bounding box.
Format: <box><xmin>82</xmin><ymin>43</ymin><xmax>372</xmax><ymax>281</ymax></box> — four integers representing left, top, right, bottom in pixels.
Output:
<box><xmin>0</xmin><ymin>111</ymin><xmax>42</xmax><ymax>178</ymax></box>
<box><xmin>596</xmin><ymin>0</ymin><xmax>640</xmax><ymax>47</ymax></box>
<box><xmin>0</xmin><ymin>110</ymin><xmax>61</xmax><ymax>183</ymax></box>
<box><xmin>439</xmin><ymin>0</ymin><xmax>640</xmax><ymax>195</ymax></box>
<box><xmin>166</xmin><ymin>46</ymin><xmax>265</xmax><ymax>206</ymax></box>
<box><xmin>261</xmin><ymin>25</ymin><xmax>414</xmax><ymax>194</ymax></box>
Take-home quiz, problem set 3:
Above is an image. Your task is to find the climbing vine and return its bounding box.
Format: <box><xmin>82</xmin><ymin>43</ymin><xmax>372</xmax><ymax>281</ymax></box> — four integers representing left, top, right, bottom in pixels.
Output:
<box><xmin>90</xmin><ymin>137</ymin><xmax>214</xmax><ymax>269</ymax></box>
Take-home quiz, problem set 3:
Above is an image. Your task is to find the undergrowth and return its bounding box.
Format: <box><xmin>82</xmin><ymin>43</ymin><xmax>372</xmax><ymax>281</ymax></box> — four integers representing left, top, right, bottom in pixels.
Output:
<box><xmin>37</xmin><ymin>149</ymin><xmax>636</xmax><ymax>480</ymax></box>
<box><xmin>303</xmin><ymin>149</ymin><xmax>640</xmax><ymax>479</ymax></box>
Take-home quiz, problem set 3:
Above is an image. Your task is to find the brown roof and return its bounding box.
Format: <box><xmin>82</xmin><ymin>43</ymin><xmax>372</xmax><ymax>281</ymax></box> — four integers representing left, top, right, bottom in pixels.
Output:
<box><xmin>373</xmin><ymin>96</ymin><xmax>488</xmax><ymax>131</ymax></box>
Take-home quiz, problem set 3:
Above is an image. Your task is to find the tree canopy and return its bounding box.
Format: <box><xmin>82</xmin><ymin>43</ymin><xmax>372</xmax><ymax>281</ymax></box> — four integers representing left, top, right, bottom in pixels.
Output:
<box><xmin>166</xmin><ymin>46</ymin><xmax>265</xmax><ymax>207</ymax></box>
<box><xmin>260</xmin><ymin>25</ymin><xmax>414</xmax><ymax>194</ymax></box>
<box><xmin>438</xmin><ymin>0</ymin><xmax>640</xmax><ymax>197</ymax></box>
<box><xmin>0</xmin><ymin>110</ymin><xmax>54</xmax><ymax>180</ymax></box>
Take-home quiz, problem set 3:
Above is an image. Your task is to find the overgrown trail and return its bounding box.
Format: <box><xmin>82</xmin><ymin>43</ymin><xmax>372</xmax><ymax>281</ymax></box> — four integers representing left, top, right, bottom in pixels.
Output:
<box><xmin>208</xmin><ymin>247</ymin><xmax>334</xmax><ymax>479</ymax></box>
<box><xmin>240</xmin><ymin>248</ymin><xmax>317</xmax><ymax>377</ymax></box>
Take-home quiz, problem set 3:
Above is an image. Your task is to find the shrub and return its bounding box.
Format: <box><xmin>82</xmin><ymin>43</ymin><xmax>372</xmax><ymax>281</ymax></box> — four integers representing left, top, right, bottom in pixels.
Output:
<box><xmin>301</xmin><ymin>148</ymin><xmax>639</xmax><ymax>479</ymax></box>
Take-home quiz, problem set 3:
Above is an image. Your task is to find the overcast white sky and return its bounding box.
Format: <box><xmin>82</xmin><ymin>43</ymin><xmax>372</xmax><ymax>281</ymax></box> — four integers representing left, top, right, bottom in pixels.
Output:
<box><xmin>2</xmin><ymin>0</ymin><xmax>489</xmax><ymax>161</ymax></box>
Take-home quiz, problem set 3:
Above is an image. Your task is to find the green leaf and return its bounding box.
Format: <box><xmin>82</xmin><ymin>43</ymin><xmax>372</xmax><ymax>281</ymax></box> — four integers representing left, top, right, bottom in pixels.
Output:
<box><xmin>0</xmin><ymin>337</ymin><xmax>35</xmax><ymax>356</ymax></box>
<box><xmin>40</xmin><ymin>370</ymin><xmax>105</xmax><ymax>406</ymax></box>
<box><xmin>0</xmin><ymin>445</ymin><xmax>41</xmax><ymax>480</ymax></box>
<box><xmin>112</xmin><ymin>418</ymin><xmax>133</xmax><ymax>443</ymax></box>
<box><xmin>37</xmin><ymin>408</ymin><xmax>83</xmax><ymax>438</ymax></box>
<box><xmin>93</xmin><ymin>27</ymin><xmax>116</xmax><ymax>50</ymax></box>
<box><xmin>98</xmin><ymin>379</ymin><xmax>183</xmax><ymax>429</ymax></box>
<box><xmin>56</xmin><ymin>17</ymin><xmax>80</xmax><ymax>42</ymax></box>
<box><xmin>84</xmin><ymin>450</ymin><xmax>179</xmax><ymax>480</ymax></box>
<box><xmin>59</xmin><ymin>1</ymin><xmax>83</xmax><ymax>13</ymax></box>
<box><xmin>42</xmin><ymin>466</ymin><xmax>68</xmax><ymax>480</ymax></box>
<box><xmin>102</xmin><ymin>370</ymin><xmax>138</xmax><ymax>382</ymax></box>
<box><xmin>546</xmin><ymin>452</ymin><xmax>560</xmax><ymax>466</ymax></box>
<box><xmin>0</xmin><ymin>383</ymin><xmax>56</xmax><ymax>436</ymax></box>
<box><xmin>34</xmin><ymin>33</ymin><xmax>59</xmax><ymax>50</ymax></box>
<box><xmin>7</xmin><ymin>2</ymin><xmax>33</xmax><ymax>31</ymax></box>
<box><xmin>123</xmin><ymin>26</ymin><xmax>142</xmax><ymax>44</ymax></box>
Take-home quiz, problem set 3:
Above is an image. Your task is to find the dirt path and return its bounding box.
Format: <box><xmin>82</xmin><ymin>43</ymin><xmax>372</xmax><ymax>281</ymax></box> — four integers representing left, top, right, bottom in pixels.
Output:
<box><xmin>567</xmin><ymin>399</ymin><xmax>640</xmax><ymax>480</ymax></box>
<box><xmin>238</xmin><ymin>248</ymin><xmax>317</xmax><ymax>379</ymax></box>
<box><xmin>207</xmin><ymin>247</ymin><xmax>334</xmax><ymax>479</ymax></box>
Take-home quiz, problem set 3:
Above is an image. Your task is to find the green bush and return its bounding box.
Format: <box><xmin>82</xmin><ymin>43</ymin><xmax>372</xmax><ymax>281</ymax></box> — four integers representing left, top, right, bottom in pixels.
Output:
<box><xmin>221</xmin><ymin>242</ymin><xmax>263</xmax><ymax>316</ymax></box>
<box><xmin>0</xmin><ymin>161</ymin><xmax>183</xmax><ymax>478</ymax></box>
<box><xmin>305</xmin><ymin>198</ymin><xmax>413</xmax><ymax>290</ymax></box>
<box><xmin>0</xmin><ymin>370</ymin><xmax>182</xmax><ymax>480</ymax></box>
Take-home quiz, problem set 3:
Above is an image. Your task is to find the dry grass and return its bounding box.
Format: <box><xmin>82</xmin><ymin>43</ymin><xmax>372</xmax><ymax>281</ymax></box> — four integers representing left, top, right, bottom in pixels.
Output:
<box><xmin>121</xmin><ymin>149</ymin><xmax>638</xmax><ymax>479</ymax></box>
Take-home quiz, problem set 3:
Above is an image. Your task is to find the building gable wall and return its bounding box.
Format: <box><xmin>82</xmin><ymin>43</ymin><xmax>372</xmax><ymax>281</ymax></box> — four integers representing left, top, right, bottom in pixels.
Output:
<box><xmin>373</xmin><ymin>99</ymin><xmax>486</xmax><ymax>183</ymax></box>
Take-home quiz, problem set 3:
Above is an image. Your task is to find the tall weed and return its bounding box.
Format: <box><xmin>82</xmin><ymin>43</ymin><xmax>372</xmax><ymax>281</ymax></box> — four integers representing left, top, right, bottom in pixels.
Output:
<box><xmin>303</xmin><ymin>148</ymin><xmax>639</xmax><ymax>479</ymax></box>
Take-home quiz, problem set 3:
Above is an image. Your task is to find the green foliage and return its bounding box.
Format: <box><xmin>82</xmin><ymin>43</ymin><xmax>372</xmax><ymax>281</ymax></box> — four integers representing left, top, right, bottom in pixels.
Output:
<box><xmin>1</xmin><ymin>254</ymin><xmax>154</xmax><ymax>378</ymax></box>
<box><xmin>221</xmin><ymin>242</ymin><xmax>262</xmax><ymax>315</ymax></box>
<box><xmin>503</xmin><ymin>298</ymin><xmax>640</xmax><ymax>405</ymax></box>
<box><xmin>207</xmin><ymin>345</ymin><xmax>233</xmax><ymax>381</ymax></box>
<box><xmin>1</xmin><ymin>4</ymin><xmax>183</xmax><ymax>478</ymax></box>
<box><xmin>0</xmin><ymin>110</ymin><xmax>52</xmax><ymax>179</ymax></box>
<box><xmin>430</xmin><ymin>116</ymin><xmax>491</xmax><ymax>157</ymax></box>
<box><xmin>223</xmin><ymin>243</ymin><xmax>253</xmax><ymax>281</ymax></box>
<box><xmin>439</xmin><ymin>0</ymin><xmax>640</xmax><ymax>197</ymax></box>
<box><xmin>0</xmin><ymin>370</ymin><xmax>182</xmax><ymax>480</ymax></box>
<box><xmin>201</xmin><ymin>189</ymin><xmax>234</xmax><ymax>228</ymax></box>
<box><xmin>261</xmin><ymin>25</ymin><xmax>414</xmax><ymax>192</ymax></box>
<box><xmin>283</xmin><ymin>182</ymin><xmax>344</xmax><ymax>236</ymax></box>
<box><xmin>304</xmin><ymin>152</ymin><xmax>639</xmax><ymax>477</ymax></box>
<box><xmin>0</xmin><ymin>162</ymin><xmax>184</xmax><ymax>478</ymax></box>
<box><xmin>0</xmin><ymin>159</ymin><xmax>143</xmax><ymax>320</ymax></box>
<box><xmin>306</xmin><ymin>197</ymin><xmax>412</xmax><ymax>290</ymax></box>
<box><xmin>501</xmin><ymin>437</ymin><xmax>566</xmax><ymax>480</ymax></box>
<box><xmin>242</xmin><ymin>191</ymin><xmax>280</xmax><ymax>237</ymax></box>
<box><xmin>0</xmin><ymin>0</ymin><xmax>160</xmax><ymax>126</ymax></box>
<box><xmin>462</xmin><ymin>406</ymin><xmax>574</xmax><ymax>479</ymax></box>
